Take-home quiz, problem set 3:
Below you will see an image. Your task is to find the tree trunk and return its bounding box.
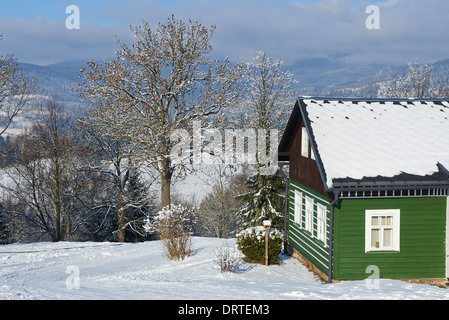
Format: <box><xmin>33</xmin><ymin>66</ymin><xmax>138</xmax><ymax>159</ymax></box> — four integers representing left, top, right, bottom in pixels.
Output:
<box><xmin>160</xmin><ymin>158</ymin><xmax>172</xmax><ymax>209</ymax></box>
<box><xmin>54</xmin><ymin>147</ymin><xmax>62</xmax><ymax>242</ymax></box>
<box><xmin>117</xmin><ymin>209</ymin><xmax>126</xmax><ymax>243</ymax></box>
<box><xmin>255</xmin><ymin>173</ymin><xmax>264</xmax><ymax>226</ymax></box>
<box><xmin>117</xmin><ymin>190</ymin><xmax>126</xmax><ymax>243</ymax></box>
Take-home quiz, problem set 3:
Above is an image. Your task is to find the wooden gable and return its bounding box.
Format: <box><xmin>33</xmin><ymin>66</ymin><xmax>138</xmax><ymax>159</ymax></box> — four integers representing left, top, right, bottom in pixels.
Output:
<box><xmin>278</xmin><ymin>100</ymin><xmax>328</xmax><ymax>196</ymax></box>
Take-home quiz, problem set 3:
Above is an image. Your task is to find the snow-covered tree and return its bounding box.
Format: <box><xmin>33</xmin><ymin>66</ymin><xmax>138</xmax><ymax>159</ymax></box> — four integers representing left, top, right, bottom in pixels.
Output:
<box><xmin>378</xmin><ymin>60</ymin><xmax>445</xmax><ymax>98</ymax></box>
<box><xmin>234</xmin><ymin>52</ymin><xmax>295</xmax><ymax>231</ymax></box>
<box><xmin>0</xmin><ymin>34</ymin><xmax>36</xmax><ymax>136</ymax></box>
<box><xmin>77</xmin><ymin>121</ymin><xmax>156</xmax><ymax>243</ymax></box>
<box><xmin>2</xmin><ymin>97</ymin><xmax>91</xmax><ymax>242</ymax></box>
<box><xmin>79</xmin><ymin>16</ymin><xmax>244</xmax><ymax>209</ymax></box>
<box><xmin>237</xmin><ymin>51</ymin><xmax>297</xmax><ymax>131</ymax></box>
<box><xmin>123</xmin><ymin>168</ymin><xmax>156</xmax><ymax>242</ymax></box>
<box><xmin>236</xmin><ymin>170</ymin><xmax>285</xmax><ymax>230</ymax></box>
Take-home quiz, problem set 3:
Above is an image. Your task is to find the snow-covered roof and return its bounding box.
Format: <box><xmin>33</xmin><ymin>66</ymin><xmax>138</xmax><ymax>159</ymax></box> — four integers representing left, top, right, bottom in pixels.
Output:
<box><xmin>298</xmin><ymin>97</ymin><xmax>449</xmax><ymax>188</ymax></box>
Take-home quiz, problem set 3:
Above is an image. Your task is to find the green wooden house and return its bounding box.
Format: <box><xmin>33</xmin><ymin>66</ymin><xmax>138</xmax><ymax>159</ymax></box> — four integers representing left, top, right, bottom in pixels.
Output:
<box><xmin>278</xmin><ymin>97</ymin><xmax>449</xmax><ymax>283</ymax></box>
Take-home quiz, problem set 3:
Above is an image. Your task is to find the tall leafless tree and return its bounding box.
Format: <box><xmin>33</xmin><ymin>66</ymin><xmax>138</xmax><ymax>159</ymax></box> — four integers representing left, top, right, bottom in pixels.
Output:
<box><xmin>77</xmin><ymin>120</ymin><xmax>156</xmax><ymax>242</ymax></box>
<box><xmin>2</xmin><ymin>97</ymin><xmax>90</xmax><ymax>242</ymax></box>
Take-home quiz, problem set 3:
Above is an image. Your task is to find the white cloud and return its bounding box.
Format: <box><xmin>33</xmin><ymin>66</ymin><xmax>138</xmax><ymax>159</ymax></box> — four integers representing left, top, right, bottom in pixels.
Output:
<box><xmin>1</xmin><ymin>0</ymin><xmax>449</xmax><ymax>66</ymax></box>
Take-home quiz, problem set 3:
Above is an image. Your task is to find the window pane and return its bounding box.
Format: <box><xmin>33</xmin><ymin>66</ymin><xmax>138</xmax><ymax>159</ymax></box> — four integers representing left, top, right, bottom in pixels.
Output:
<box><xmin>382</xmin><ymin>216</ymin><xmax>392</xmax><ymax>226</ymax></box>
<box><xmin>384</xmin><ymin>229</ymin><xmax>392</xmax><ymax>247</ymax></box>
<box><xmin>305</xmin><ymin>196</ymin><xmax>313</xmax><ymax>232</ymax></box>
<box><xmin>301</xmin><ymin>127</ymin><xmax>309</xmax><ymax>158</ymax></box>
<box><xmin>294</xmin><ymin>191</ymin><xmax>302</xmax><ymax>225</ymax></box>
<box><xmin>317</xmin><ymin>205</ymin><xmax>326</xmax><ymax>243</ymax></box>
<box><xmin>371</xmin><ymin>216</ymin><xmax>379</xmax><ymax>226</ymax></box>
<box><xmin>371</xmin><ymin>229</ymin><xmax>379</xmax><ymax>248</ymax></box>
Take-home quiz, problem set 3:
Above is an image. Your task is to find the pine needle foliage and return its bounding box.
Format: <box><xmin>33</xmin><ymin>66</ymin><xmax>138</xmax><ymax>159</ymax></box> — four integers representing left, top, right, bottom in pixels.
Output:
<box><xmin>236</xmin><ymin>170</ymin><xmax>285</xmax><ymax>231</ymax></box>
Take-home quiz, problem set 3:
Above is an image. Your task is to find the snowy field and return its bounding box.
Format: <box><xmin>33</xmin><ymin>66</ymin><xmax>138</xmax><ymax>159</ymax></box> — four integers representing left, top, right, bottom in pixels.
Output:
<box><xmin>1</xmin><ymin>237</ymin><xmax>449</xmax><ymax>301</ymax></box>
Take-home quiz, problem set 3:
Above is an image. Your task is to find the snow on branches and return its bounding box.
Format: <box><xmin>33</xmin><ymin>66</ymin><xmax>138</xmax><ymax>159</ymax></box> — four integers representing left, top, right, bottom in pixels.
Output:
<box><xmin>79</xmin><ymin>16</ymin><xmax>244</xmax><ymax>208</ymax></box>
<box><xmin>144</xmin><ymin>204</ymin><xmax>198</xmax><ymax>260</ymax></box>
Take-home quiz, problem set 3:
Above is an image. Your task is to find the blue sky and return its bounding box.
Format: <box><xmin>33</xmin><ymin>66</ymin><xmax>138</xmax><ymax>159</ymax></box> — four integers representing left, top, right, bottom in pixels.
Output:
<box><xmin>0</xmin><ymin>0</ymin><xmax>448</xmax><ymax>66</ymax></box>
<box><xmin>0</xmin><ymin>0</ymin><xmax>388</xmax><ymax>21</ymax></box>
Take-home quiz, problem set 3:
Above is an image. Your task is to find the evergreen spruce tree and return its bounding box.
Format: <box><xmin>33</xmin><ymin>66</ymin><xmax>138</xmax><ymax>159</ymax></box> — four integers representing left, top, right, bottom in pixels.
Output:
<box><xmin>123</xmin><ymin>169</ymin><xmax>155</xmax><ymax>242</ymax></box>
<box><xmin>234</xmin><ymin>51</ymin><xmax>294</xmax><ymax>233</ymax></box>
<box><xmin>236</xmin><ymin>170</ymin><xmax>285</xmax><ymax>231</ymax></box>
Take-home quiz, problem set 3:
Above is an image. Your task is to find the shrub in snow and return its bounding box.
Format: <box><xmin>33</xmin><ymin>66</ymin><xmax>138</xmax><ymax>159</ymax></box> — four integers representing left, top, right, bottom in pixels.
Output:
<box><xmin>144</xmin><ymin>204</ymin><xmax>198</xmax><ymax>260</ymax></box>
<box><xmin>214</xmin><ymin>243</ymin><xmax>242</xmax><ymax>273</ymax></box>
<box><xmin>236</xmin><ymin>226</ymin><xmax>283</xmax><ymax>265</ymax></box>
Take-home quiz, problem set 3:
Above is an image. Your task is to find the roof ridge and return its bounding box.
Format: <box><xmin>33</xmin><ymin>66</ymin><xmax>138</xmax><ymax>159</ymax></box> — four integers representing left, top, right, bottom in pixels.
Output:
<box><xmin>297</xmin><ymin>96</ymin><xmax>449</xmax><ymax>102</ymax></box>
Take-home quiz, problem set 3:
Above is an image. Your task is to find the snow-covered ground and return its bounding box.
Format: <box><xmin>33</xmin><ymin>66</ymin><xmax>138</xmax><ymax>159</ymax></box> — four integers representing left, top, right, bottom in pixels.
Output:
<box><xmin>0</xmin><ymin>237</ymin><xmax>448</xmax><ymax>300</ymax></box>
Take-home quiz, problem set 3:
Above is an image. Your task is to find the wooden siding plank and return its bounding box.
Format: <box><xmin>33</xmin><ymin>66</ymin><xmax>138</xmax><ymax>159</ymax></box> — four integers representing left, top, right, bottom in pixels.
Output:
<box><xmin>287</xmin><ymin>179</ymin><xmax>331</xmax><ymax>275</ymax></box>
<box><xmin>333</xmin><ymin>197</ymin><xmax>447</xmax><ymax>280</ymax></box>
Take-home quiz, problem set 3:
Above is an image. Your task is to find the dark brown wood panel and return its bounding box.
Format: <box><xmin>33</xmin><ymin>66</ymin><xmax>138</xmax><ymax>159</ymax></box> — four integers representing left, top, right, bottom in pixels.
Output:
<box><xmin>289</xmin><ymin>122</ymin><xmax>327</xmax><ymax>196</ymax></box>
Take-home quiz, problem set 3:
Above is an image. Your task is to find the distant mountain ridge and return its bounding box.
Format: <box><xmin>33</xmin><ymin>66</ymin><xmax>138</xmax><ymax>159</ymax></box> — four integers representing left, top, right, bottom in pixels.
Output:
<box><xmin>292</xmin><ymin>57</ymin><xmax>449</xmax><ymax>98</ymax></box>
<box><xmin>17</xmin><ymin>57</ymin><xmax>449</xmax><ymax>109</ymax></box>
<box><xmin>17</xmin><ymin>59</ymin><xmax>101</xmax><ymax>112</ymax></box>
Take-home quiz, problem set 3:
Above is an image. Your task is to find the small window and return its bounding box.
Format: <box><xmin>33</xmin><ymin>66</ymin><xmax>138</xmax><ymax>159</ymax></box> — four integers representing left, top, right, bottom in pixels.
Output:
<box><xmin>365</xmin><ymin>209</ymin><xmax>400</xmax><ymax>252</ymax></box>
<box><xmin>305</xmin><ymin>196</ymin><xmax>314</xmax><ymax>233</ymax></box>
<box><xmin>317</xmin><ymin>203</ymin><xmax>327</xmax><ymax>243</ymax></box>
<box><xmin>294</xmin><ymin>190</ymin><xmax>302</xmax><ymax>225</ymax></box>
<box><xmin>301</xmin><ymin>127</ymin><xmax>309</xmax><ymax>158</ymax></box>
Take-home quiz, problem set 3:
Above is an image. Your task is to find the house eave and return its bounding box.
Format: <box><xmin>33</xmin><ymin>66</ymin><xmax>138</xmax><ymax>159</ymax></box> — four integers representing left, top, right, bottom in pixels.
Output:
<box><xmin>325</xmin><ymin>181</ymin><xmax>449</xmax><ymax>199</ymax></box>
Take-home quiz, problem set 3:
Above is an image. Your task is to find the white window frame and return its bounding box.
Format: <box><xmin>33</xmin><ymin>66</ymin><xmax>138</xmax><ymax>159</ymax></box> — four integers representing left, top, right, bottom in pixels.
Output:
<box><xmin>305</xmin><ymin>196</ymin><xmax>314</xmax><ymax>234</ymax></box>
<box><xmin>294</xmin><ymin>190</ymin><xmax>303</xmax><ymax>225</ymax></box>
<box><xmin>301</xmin><ymin>127</ymin><xmax>309</xmax><ymax>158</ymax></box>
<box><xmin>317</xmin><ymin>203</ymin><xmax>327</xmax><ymax>244</ymax></box>
<box><xmin>365</xmin><ymin>209</ymin><xmax>400</xmax><ymax>252</ymax></box>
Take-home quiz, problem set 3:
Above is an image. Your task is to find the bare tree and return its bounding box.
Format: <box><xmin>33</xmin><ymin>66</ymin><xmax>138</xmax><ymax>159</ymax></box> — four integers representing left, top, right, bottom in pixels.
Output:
<box><xmin>2</xmin><ymin>97</ymin><xmax>90</xmax><ymax>242</ymax></box>
<box><xmin>198</xmin><ymin>169</ymin><xmax>248</xmax><ymax>238</ymax></box>
<box><xmin>79</xmin><ymin>16</ymin><xmax>244</xmax><ymax>208</ymax></box>
<box><xmin>0</xmin><ymin>34</ymin><xmax>36</xmax><ymax>136</ymax></box>
<box><xmin>77</xmin><ymin>121</ymin><xmax>156</xmax><ymax>242</ymax></box>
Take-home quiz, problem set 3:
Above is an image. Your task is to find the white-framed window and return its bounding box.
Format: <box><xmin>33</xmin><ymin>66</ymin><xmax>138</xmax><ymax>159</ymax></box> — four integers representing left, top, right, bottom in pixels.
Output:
<box><xmin>317</xmin><ymin>203</ymin><xmax>327</xmax><ymax>244</ymax></box>
<box><xmin>305</xmin><ymin>196</ymin><xmax>314</xmax><ymax>234</ymax></box>
<box><xmin>294</xmin><ymin>190</ymin><xmax>303</xmax><ymax>225</ymax></box>
<box><xmin>301</xmin><ymin>127</ymin><xmax>309</xmax><ymax>158</ymax></box>
<box><xmin>365</xmin><ymin>209</ymin><xmax>400</xmax><ymax>252</ymax></box>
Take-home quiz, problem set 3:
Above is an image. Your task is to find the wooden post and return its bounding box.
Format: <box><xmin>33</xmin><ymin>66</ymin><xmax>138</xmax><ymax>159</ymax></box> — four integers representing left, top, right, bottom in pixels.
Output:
<box><xmin>263</xmin><ymin>220</ymin><xmax>271</xmax><ymax>266</ymax></box>
<box><xmin>265</xmin><ymin>226</ymin><xmax>269</xmax><ymax>266</ymax></box>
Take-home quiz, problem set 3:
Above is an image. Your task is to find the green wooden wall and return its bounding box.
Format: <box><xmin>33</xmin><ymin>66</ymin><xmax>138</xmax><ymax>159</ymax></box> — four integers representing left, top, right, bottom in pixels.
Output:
<box><xmin>333</xmin><ymin>197</ymin><xmax>447</xmax><ymax>280</ymax></box>
<box><xmin>288</xmin><ymin>179</ymin><xmax>330</xmax><ymax>275</ymax></box>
